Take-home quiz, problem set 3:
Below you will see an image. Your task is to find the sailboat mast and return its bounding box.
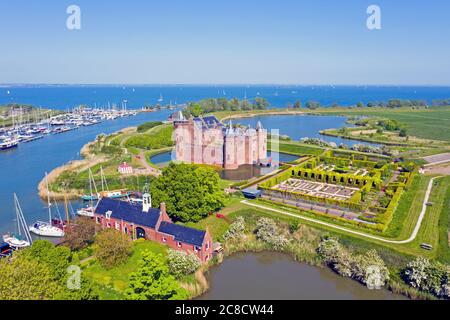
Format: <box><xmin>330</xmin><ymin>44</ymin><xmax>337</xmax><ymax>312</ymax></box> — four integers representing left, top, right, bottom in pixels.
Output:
<box><xmin>14</xmin><ymin>193</ymin><xmax>21</xmax><ymax>236</ymax></box>
<box><xmin>45</xmin><ymin>172</ymin><xmax>52</xmax><ymax>223</ymax></box>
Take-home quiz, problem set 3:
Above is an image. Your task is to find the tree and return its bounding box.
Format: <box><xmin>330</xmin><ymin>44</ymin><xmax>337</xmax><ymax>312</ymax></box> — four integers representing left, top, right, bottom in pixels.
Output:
<box><xmin>356</xmin><ymin>102</ymin><xmax>364</xmax><ymax>108</ymax></box>
<box><xmin>294</xmin><ymin>100</ymin><xmax>302</xmax><ymax>109</ymax></box>
<box><xmin>94</xmin><ymin>229</ymin><xmax>132</xmax><ymax>268</ymax></box>
<box><xmin>21</xmin><ymin>240</ymin><xmax>72</xmax><ymax>281</ymax></box>
<box><xmin>167</xmin><ymin>250</ymin><xmax>201</xmax><ymax>278</ymax></box>
<box><xmin>151</xmin><ymin>163</ymin><xmax>225</xmax><ymax>222</ymax></box>
<box><xmin>63</xmin><ymin>216</ymin><xmax>97</xmax><ymax>250</ymax></box>
<box><xmin>126</xmin><ymin>251</ymin><xmax>189</xmax><ymax>300</ymax></box>
<box><xmin>0</xmin><ymin>254</ymin><xmax>62</xmax><ymax>300</ymax></box>
<box><xmin>305</xmin><ymin>101</ymin><xmax>320</xmax><ymax>110</ymax></box>
<box><xmin>399</xmin><ymin>128</ymin><xmax>407</xmax><ymax>137</ymax></box>
<box><xmin>255</xmin><ymin>97</ymin><xmax>269</xmax><ymax>110</ymax></box>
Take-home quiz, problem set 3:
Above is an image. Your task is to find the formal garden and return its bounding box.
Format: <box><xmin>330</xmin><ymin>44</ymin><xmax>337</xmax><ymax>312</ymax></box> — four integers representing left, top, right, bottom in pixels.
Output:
<box><xmin>258</xmin><ymin>150</ymin><xmax>416</xmax><ymax>233</ymax></box>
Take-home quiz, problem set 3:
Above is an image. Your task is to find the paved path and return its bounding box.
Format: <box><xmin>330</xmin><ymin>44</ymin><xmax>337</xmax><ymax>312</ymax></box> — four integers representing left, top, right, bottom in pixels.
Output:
<box><xmin>242</xmin><ymin>176</ymin><xmax>441</xmax><ymax>245</ymax></box>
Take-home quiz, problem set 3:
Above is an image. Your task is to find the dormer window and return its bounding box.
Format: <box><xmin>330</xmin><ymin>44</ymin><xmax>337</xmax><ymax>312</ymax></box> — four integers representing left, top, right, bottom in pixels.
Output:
<box><xmin>194</xmin><ymin>246</ymin><xmax>200</xmax><ymax>253</ymax></box>
<box><xmin>105</xmin><ymin>210</ymin><xmax>112</xmax><ymax>220</ymax></box>
<box><xmin>205</xmin><ymin>242</ymin><xmax>210</xmax><ymax>250</ymax></box>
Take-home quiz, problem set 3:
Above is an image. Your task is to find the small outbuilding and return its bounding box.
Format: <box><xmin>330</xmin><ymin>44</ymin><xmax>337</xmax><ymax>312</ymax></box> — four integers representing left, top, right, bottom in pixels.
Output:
<box><xmin>241</xmin><ymin>188</ymin><xmax>262</xmax><ymax>199</ymax></box>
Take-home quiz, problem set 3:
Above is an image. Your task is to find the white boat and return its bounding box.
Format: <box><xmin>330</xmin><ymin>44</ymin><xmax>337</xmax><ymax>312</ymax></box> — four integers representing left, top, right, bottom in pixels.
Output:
<box><xmin>0</xmin><ymin>138</ymin><xmax>19</xmax><ymax>150</ymax></box>
<box><xmin>77</xmin><ymin>206</ymin><xmax>95</xmax><ymax>217</ymax></box>
<box><xmin>158</xmin><ymin>93</ymin><xmax>164</xmax><ymax>102</ymax></box>
<box><xmin>29</xmin><ymin>172</ymin><xmax>65</xmax><ymax>237</ymax></box>
<box><xmin>3</xmin><ymin>193</ymin><xmax>33</xmax><ymax>249</ymax></box>
<box><xmin>29</xmin><ymin>221</ymin><xmax>65</xmax><ymax>237</ymax></box>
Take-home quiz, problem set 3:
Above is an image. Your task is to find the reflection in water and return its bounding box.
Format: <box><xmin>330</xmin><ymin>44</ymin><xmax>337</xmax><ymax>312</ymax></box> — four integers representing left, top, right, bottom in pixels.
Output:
<box><xmin>150</xmin><ymin>151</ymin><xmax>299</xmax><ymax>181</ymax></box>
<box><xmin>198</xmin><ymin>252</ymin><xmax>406</xmax><ymax>300</ymax></box>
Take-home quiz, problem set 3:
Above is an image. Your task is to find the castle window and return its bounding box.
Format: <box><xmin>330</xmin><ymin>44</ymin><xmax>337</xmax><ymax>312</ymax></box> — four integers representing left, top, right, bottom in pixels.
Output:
<box><xmin>194</xmin><ymin>246</ymin><xmax>200</xmax><ymax>253</ymax></box>
<box><xmin>96</xmin><ymin>217</ymin><xmax>101</xmax><ymax>224</ymax></box>
<box><xmin>162</xmin><ymin>237</ymin><xmax>167</xmax><ymax>243</ymax></box>
<box><xmin>115</xmin><ymin>222</ymin><xmax>120</xmax><ymax>230</ymax></box>
<box><xmin>107</xmin><ymin>222</ymin><xmax>111</xmax><ymax>228</ymax></box>
<box><xmin>205</xmin><ymin>242</ymin><xmax>210</xmax><ymax>250</ymax></box>
<box><xmin>177</xmin><ymin>241</ymin><xmax>182</xmax><ymax>248</ymax></box>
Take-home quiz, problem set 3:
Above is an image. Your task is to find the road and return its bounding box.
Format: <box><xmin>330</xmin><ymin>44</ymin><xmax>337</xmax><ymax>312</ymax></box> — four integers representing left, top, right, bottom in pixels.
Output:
<box><xmin>242</xmin><ymin>176</ymin><xmax>441</xmax><ymax>245</ymax></box>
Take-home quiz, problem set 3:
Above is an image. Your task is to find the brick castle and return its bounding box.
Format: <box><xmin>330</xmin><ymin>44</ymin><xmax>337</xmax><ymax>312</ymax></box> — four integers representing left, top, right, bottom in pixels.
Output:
<box><xmin>173</xmin><ymin>113</ymin><xmax>267</xmax><ymax>169</ymax></box>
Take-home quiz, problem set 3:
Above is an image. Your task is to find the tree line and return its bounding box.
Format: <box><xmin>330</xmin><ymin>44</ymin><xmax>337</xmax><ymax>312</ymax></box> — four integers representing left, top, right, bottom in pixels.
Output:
<box><xmin>184</xmin><ymin>97</ymin><xmax>270</xmax><ymax>117</ymax></box>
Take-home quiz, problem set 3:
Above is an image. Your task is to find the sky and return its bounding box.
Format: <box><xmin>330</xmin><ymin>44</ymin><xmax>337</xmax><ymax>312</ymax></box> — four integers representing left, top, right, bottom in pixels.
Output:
<box><xmin>0</xmin><ymin>0</ymin><xmax>449</xmax><ymax>85</ymax></box>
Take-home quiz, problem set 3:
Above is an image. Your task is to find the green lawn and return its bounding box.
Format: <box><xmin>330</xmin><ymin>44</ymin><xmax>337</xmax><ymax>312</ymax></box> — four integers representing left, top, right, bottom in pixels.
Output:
<box><xmin>82</xmin><ymin>239</ymin><xmax>168</xmax><ymax>299</ymax></box>
<box><xmin>310</xmin><ymin>106</ymin><xmax>450</xmax><ymax>142</ymax></box>
<box><xmin>227</xmin><ymin>173</ymin><xmax>450</xmax><ymax>260</ymax></box>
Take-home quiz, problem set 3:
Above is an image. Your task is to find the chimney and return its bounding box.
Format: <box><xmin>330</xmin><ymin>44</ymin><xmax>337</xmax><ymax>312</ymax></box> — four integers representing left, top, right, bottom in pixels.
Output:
<box><xmin>160</xmin><ymin>202</ymin><xmax>166</xmax><ymax>216</ymax></box>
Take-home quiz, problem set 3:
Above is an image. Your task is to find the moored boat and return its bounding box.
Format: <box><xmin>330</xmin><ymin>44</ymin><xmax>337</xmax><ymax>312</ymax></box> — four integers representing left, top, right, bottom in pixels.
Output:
<box><xmin>29</xmin><ymin>172</ymin><xmax>65</xmax><ymax>237</ymax></box>
<box><xmin>2</xmin><ymin>193</ymin><xmax>33</xmax><ymax>249</ymax></box>
<box><xmin>29</xmin><ymin>221</ymin><xmax>65</xmax><ymax>237</ymax></box>
<box><xmin>0</xmin><ymin>138</ymin><xmax>19</xmax><ymax>151</ymax></box>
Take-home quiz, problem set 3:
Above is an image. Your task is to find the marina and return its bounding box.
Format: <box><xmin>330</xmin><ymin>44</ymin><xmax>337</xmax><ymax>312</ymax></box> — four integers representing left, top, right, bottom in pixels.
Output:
<box><xmin>1</xmin><ymin>106</ymin><xmax>141</xmax><ymax>152</ymax></box>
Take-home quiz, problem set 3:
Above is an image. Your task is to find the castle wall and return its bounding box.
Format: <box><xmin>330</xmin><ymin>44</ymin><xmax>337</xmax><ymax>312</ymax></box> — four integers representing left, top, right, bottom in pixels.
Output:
<box><xmin>175</xmin><ymin>117</ymin><xmax>267</xmax><ymax>169</ymax></box>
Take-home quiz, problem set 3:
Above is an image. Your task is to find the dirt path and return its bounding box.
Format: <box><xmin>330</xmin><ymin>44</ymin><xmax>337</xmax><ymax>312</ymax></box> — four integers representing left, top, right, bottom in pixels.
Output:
<box><xmin>137</xmin><ymin>151</ymin><xmax>161</xmax><ymax>176</ymax></box>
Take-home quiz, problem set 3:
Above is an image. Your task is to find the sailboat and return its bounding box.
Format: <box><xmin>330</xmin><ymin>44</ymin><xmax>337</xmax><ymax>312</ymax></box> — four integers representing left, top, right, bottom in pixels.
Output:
<box><xmin>78</xmin><ymin>168</ymin><xmax>98</xmax><ymax>217</ymax></box>
<box><xmin>158</xmin><ymin>93</ymin><xmax>164</xmax><ymax>102</ymax></box>
<box><xmin>29</xmin><ymin>173</ymin><xmax>65</xmax><ymax>237</ymax></box>
<box><xmin>81</xmin><ymin>168</ymin><xmax>99</xmax><ymax>201</ymax></box>
<box><xmin>98</xmin><ymin>166</ymin><xmax>130</xmax><ymax>199</ymax></box>
<box><xmin>3</xmin><ymin>193</ymin><xmax>33</xmax><ymax>249</ymax></box>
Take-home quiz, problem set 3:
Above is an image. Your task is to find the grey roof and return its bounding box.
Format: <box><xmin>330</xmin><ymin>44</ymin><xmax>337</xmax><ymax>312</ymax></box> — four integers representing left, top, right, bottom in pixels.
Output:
<box><xmin>95</xmin><ymin>197</ymin><xmax>161</xmax><ymax>229</ymax></box>
<box><xmin>193</xmin><ymin>115</ymin><xmax>223</xmax><ymax>129</ymax></box>
<box><xmin>158</xmin><ymin>221</ymin><xmax>206</xmax><ymax>247</ymax></box>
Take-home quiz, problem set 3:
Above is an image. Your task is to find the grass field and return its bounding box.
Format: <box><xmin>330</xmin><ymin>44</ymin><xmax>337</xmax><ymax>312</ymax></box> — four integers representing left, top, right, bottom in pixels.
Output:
<box><xmin>227</xmin><ymin>174</ymin><xmax>450</xmax><ymax>259</ymax></box>
<box><xmin>82</xmin><ymin>239</ymin><xmax>168</xmax><ymax>300</ymax></box>
<box><xmin>310</xmin><ymin>106</ymin><xmax>450</xmax><ymax>142</ymax></box>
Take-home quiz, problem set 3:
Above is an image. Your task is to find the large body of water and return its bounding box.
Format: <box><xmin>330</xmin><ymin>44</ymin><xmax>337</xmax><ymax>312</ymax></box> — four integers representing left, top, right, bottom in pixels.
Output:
<box><xmin>1</xmin><ymin>85</ymin><xmax>450</xmax><ymax>109</ymax></box>
<box><xmin>234</xmin><ymin>114</ymin><xmax>377</xmax><ymax>146</ymax></box>
<box><xmin>199</xmin><ymin>252</ymin><xmax>406</xmax><ymax>300</ymax></box>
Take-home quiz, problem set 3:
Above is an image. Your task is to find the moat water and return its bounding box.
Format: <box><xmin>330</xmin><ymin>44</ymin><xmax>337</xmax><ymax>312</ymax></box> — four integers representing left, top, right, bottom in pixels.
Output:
<box><xmin>198</xmin><ymin>252</ymin><xmax>406</xmax><ymax>300</ymax></box>
<box><xmin>150</xmin><ymin>150</ymin><xmax>299</xmax><ymax>181</ymax></box>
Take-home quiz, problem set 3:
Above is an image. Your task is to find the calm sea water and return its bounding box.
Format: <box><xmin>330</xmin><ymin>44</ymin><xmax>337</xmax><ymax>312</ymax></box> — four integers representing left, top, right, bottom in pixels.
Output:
<box><xmin>198</xmin><ymin>252</ymin><xmax>406</xmax><ymax>300</ymax></box>
<box><xmin>1</xmin><ymin>85</ymin><xmax>450</xmax><ymax>109</ymax></box>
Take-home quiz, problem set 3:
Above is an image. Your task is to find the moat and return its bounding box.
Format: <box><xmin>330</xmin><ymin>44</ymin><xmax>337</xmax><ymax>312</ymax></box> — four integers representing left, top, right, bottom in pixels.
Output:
<box><xmin>198</xmin><ymin>252</ymin><xmax>406</xmax><ymax>300</ymax></box>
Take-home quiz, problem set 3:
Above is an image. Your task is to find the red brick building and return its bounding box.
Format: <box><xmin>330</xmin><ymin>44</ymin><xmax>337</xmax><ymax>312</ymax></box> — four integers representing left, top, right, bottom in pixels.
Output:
<box><xmin>93</xmin><ymin>194</ymin><xmax>213</xmax><ymax>263</ymax></box>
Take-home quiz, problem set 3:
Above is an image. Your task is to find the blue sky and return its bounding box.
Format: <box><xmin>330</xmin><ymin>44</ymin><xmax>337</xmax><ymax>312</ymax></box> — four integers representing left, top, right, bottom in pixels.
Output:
<box><xmin>0</xmin><ymin>0</ymin><xmax>449</xmax><ymax>85</ymax></box>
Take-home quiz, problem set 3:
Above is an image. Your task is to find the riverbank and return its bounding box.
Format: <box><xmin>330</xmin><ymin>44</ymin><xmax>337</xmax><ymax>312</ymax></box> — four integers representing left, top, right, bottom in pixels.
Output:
<box><xmin>39</xmin><ymin>122</ymin><xmax>172</xmax><ymax>200</ymax></box>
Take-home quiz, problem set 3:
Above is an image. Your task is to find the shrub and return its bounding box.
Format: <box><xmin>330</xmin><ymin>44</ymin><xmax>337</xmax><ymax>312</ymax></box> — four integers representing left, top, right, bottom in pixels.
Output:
<box><xmin>317</xmin><ymin>238</ymin><xmax>389</xmax><ymax>288</ymax></box>
<box><xmin>254</xmin><ymin>218</ymin><xmax>289</xmax><ymax>250</ymax></box>
<box><xmin>223</xmin><ymin>216</ymin><xmax>245</xmax><ymax>241</ymax></box>
<box><xmin>93</xmin><ymin>229</ymin><xmax>132</xmax><ymax>268</ymax></box>
<box><xmin>403</xmin><ymin>257</ymin><xmax>450</xmax><ymax>298</ymax></box>
<box><xmin>167</xmin><ymin>250</ymin><xmax>201</xmax><ymax>279</ymax></box>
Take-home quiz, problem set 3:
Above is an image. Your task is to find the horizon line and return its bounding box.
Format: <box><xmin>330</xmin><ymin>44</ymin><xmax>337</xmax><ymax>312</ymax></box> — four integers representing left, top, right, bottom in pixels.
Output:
<box><xmin>1</xmin><ymin>83</ymin><xmax>450</xmax><ymax>88</ymax></box>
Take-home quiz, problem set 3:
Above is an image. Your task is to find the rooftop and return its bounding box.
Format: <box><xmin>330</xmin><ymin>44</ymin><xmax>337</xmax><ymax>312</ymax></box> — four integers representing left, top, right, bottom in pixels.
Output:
<box><xmin>158</xmin><ymin>221</ymin><xmax>206</xmax><ymax>247</ymax></box>
<box><xmin>95</xmin><ymin>197</ymin><xmax>161</xmax><ymax>229</ymax></box>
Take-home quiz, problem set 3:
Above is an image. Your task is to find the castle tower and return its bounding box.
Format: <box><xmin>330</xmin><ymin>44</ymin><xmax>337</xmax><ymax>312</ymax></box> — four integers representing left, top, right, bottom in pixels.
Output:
<box><xmin>256</xmin><ymin>121</ymin><xmax>267</xmax><ymax>161</ymax></box>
